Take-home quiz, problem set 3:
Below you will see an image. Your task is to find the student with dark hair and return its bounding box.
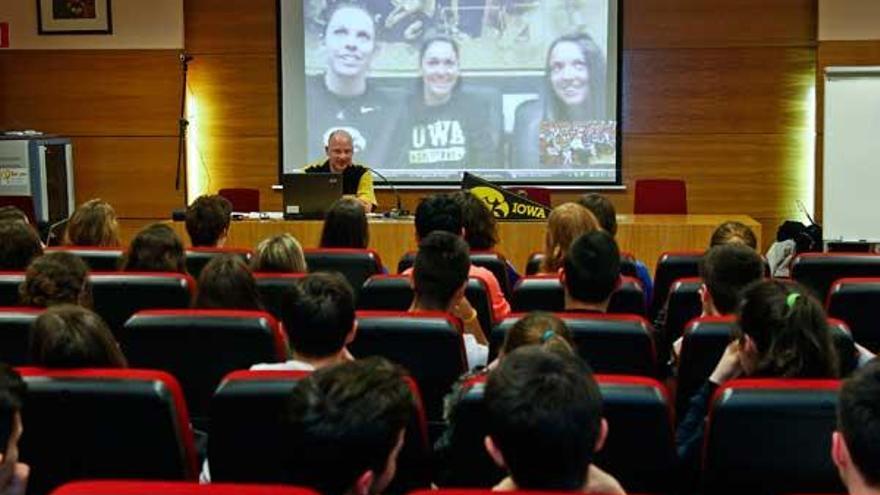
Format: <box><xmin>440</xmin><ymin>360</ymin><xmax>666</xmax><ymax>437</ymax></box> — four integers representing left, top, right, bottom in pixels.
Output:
<box><xmin>284</xmin><ymin>357</ymin><xmax>414</xmax><ymax>495</ymax></box>
<box><xmin>562</xmin><ymin>230</ymin><xmax>620</xmax><ymax>312</ymax></box>
<box><xmin>577</xmin><ymin>193</ymin><xmax>653</xmax><ymax>301</ymax></box>
<box><xmin>251</xmin><ymin>234</ymin><xmax>307</xmax><ymax>273</ymax></box>
<box><xmin>452</xmin><ymin>190</ymin><xmax>519</xmax><ymax>286</ymax></box>
<box><xmin>410</xmin><ymin>231</ymin><xmax>487</xmax><ymax>369</ymax></box>
<box><xmin>0</xmin><ymin>363</ymin><xmax>27</xmax><ymax>495</ymax></box>
<box><xmin>710</xmin><ymin>220</ymin><xmax>758</xmax><ymax>250</ymax></box>
<box><xmin>0</xmin><ymin>220</ymin><xmax>43</xmax><ymax>271</ymax></box>
<box><xmin>834</xmin><ymin>359</ymin><xmax>880</xmax><ymax>494</ymax></box>
<box><xmin>29</xmin><ymin>305</ymin><xmax>127</xmax><ymax>368</ymax></box>
<box><xmin>484</xmin><ymin>346</ymin><xmax>624</xmax><ymax>493</ymax></box>
<box><xmin>65</xmin><ymin>198</ymin><xmax>121</xmax><ymax>247</ymax></box>
<box><xmin>409</xmin><ymin>193</ymin><xmax>510</xmax><ymax>320</ymax></box>
<box><xmin>122</xmin><ymin>223</ymin><xmax>187</xmax><ymax>273</ymax></box>
<box><xmin>185</xmin><ymin>195</ymin><xmax>232</xmax><ymax>247</ymax></box>
<box><xmin>193</xmin><ymin>254</ymin><xmax>262</xmax><ymax>311</ymax></box>
<box><xmin>677</xmin><ymin>280</ymin><xmax>840</xmax><ymax>470</ymax></box>
<box><xmin>320</xmin><ymin>197</ymin><xmax>370</xmax><ymax>249</ymax></box>
<box><xmin>19</xmin><ymin>252</ymin><xmax>91</xmax><ymax>308</ymax></box>
<box><xmin>699</xmin><ymin>243</ymin><xmax>765</xmax><ymax>316</ymax></box>
<box><xmin>252</xmin><ymin>272</ymin><xmax>355</xmax><ymax>371</ymax></box>
<box><xmin>495</xmin><ymin>311</ymin><xmax>575</xmax><ymax>365</ymax></box>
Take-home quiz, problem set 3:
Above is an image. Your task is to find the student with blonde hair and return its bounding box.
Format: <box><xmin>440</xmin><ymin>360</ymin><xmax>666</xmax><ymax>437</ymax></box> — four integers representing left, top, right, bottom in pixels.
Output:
<box><xmin>251</xmin><ymin>233</ymin><xmax>307</xmax><ymax>273</ymax></box>
<box><xmin>65</xmin><ymin>199</ymin><xmax>120</xmax><ymax>247</ymax></box>
<box><xmin>541</xmin><ymin>203</ymin><xmax>599</xmax><ymax>273</ymax></box>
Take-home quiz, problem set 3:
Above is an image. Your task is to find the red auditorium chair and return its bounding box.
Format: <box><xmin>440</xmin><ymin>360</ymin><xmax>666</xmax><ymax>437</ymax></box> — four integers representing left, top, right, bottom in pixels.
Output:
<box><xmin>122</xmin><ymin>309</ymin><xmax>288</xmax><ymax>426</ymax></box>
<box><xmin>349</xmin><ymin>310</ymin><xmax>467</xmax><ymax>424</ymax></box>
<box><xmin>218</xmin><ymin>187</ymin><xmax>261</xmax><ymax>212</ymax></box>
<box><xmin>662</xmin><ymin>276</ymin><xmax>703</xmax><ymax>343</ymax></box>
<box><xmin>633</xmin><ymin>178</ymin><xmax>687</xmax><ymax>215</ymax></box>
<box><xmin>184</xmin><ymin>247</ymin><xmax>253</xmax><ymax>280</ymax></box>
<box><xmin>89</xmin><ymin>272</ymin><xmax>196</xmax><ymax>337</ymax></box>
<box><xmin>18</xmin><ymin>368</ymin><xmax>198</xmax><ymax>495</ymax></box>
<box><xmin>303</xmin><ymin>248</ymin><xmax>384</xmax><ymax>298</ymax></box>
<box><xmin>429</xmin><ymin>374</ymin><xmax>676</xmax><ymax>493</ymax></box>
<box><xmin>0</xmin><ymin>307</ymin><xmax>42</xmax><ymax>365</ymax></box>
<box><xmin>51</xmin><ymin>481</ymin><xmax>318</xmax><ymax>495</ymax></box>
<box><xmin>359</xmin><ymin>274</ymin><xmax>496</xmax><ymax>332</ymax></box>
<box><xmin>827</xmin><ymin>277</ymin><xmax>880</xmax><ymax>352</ymax></box>
<box><xmin>791</xmin><ymin>252</ymin><xmax>880</xmax><ymax>301</ymax></box>
<box><xmin>490</xmin><ymin>313</ymin><xmax>658</xmax><ymax>377</ymax></box>
<box><xmin>524</xmin><ymin>251</ymin><xmax>640</xmax><ymax>278</ymax></box>
<box><xmin>0</xmin><ymin>272</ymin><xmax>25</xmax><ymax>306</ymax></box>
<box><xmin>209</xmin><ymin>370</ymin><xmax>431</xmax><ymax>492</ymax></box>
<box><xmin>45</xmin><ymin>246</ymin><xmax>125</xmax><ymax>271</ymax></box>
<box><xmin>510</xmin><ymin>275</ymin><xmax>646</xmax><ymax>316</ymax></box>
<box><xmin>702</xmin><ymin>379</ymin><xmax>845</xmax><ymax>494</ymax></box>
<box><xmin>253</xmin><ymin>272</ymin><xmax>307</xmax><ymax>322</ymax></box>
<box><xmin>650</xmin><ymin>251</ymin><xmax>703</xmax><ymax>319</ymax></box>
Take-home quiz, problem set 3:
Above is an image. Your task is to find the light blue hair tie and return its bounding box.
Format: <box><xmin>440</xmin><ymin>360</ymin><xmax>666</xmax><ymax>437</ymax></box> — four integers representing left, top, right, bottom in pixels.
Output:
<box><xmin>541</xmin><ymin>330</ymin><xmax>556</xmax><ymax>343</ymax></box>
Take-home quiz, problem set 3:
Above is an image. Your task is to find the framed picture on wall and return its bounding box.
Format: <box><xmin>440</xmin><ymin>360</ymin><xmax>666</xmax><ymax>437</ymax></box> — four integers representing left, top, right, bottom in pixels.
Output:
<box><xmin>37</xmin><ymin>0</ymin><xmax>112</xmax><ymax>35</ymax></box>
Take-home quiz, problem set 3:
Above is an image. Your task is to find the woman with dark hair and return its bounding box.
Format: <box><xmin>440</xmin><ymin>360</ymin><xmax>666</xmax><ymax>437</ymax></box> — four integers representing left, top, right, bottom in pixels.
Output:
<box><xmin>193</xmin><ymin>254</ymin><xmax>263</xmax><ymax>311</ymax></box>
<box><xmin>393</xmin><ymin>36</ymin><xmax>501</xmax><ymax>169</ymax></box>
<box><xmin>29</xmin><ymin>304</ymin><xmax>127</xmax><ymax>368</ymax></box>
<box><xmin>19</xmin><ymin>252</ymin><xmax>92</xmax><ymax>309</ymax></box>
<box><xmin>122</xmin><ymin>223</ymin><xmax>187</xmax><ymax>273</ymax></box>
<box><xmin>512</xmin><ymin>33</ymin><xmax>610</xmax><ymax>168</ymax></box>
<box><xmin>452</xmin><ymin>190</ymin><xmax>520</xmax><ymax>285</ymax></box>
<box><xmin>320</xmin><ymin>197</ymin><xmax>370</xmax><ymax>249</ymax></box>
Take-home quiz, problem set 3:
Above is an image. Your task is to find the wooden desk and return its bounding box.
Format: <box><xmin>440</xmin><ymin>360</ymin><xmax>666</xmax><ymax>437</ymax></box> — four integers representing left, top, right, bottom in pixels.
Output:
<box><xmin>170</xmin><ymin>214</ymin><xmax>760</xmax><ymax>276</ymax></box>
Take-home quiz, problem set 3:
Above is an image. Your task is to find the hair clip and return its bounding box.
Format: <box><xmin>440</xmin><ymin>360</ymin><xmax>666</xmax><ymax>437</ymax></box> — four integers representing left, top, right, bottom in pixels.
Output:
<box><xmin>541</xmin><ymin>330</ymin><xmax>556</xmax><ymax>343</ymax></box>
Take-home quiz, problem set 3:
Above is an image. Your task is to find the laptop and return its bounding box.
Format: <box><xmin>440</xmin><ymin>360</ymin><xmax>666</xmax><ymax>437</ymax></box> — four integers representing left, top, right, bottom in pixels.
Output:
<box><xmin>282</xmin><ymin>172</ymin><xmax>343</xmax><ymax>219</ymax></box>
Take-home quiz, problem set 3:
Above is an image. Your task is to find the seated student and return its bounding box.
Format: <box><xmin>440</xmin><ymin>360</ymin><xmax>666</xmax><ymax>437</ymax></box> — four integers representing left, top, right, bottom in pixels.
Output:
<box><xmin>193</xmin><ymin>254</ymin><xmax>263</xmax><ymax>311</ymax></box>
<box><xmin>185</xmin><ymin>195</ymin><xmax>232</xmax><ymax>247</ymax></box>
<box><xmin>410</xmin><ymin>231</ymin><xmax>488</xmax><ymax>369</ymax></box>
<box><xmin>0</xmin><ymin>220</ymin><xmax>43</xmax><ymax>271</ymax></box>
<box><xmin>0</xmin><ymin>206</ymin><xmax>29</xmax><ymax>224</ymax></box>
<box><xmin>320</xmin><ymin>197</ymin><xmax>370</xmax><ymax>249</ymax></box>
<box><xmin>834</xmin><ymin>359</ymin><xmax>880</xmax><ymax>495</ymax></box>
<box><xmin>578</xmin><ymin>193</ymin><xmax>652</xmax><ymax>301</ymax></box>
<box><xmin>452</xmin><ymin>190</ymin><xmax>519</xmax><ymax>287</ymax></box>
<box><xmin>121</xmin><ymin>223</ymin><xmax>187</xmax><ymax>273</ymax></box>
<box><xmin>0</xmin><ymin>363</ymin><xmax>27</xmax><ymax>495</ymax></box>
<box><xmin>251</xmin><ymin>233</ymin><xmax>307</xmax><ymax>273</ymax></box>
<box><xmin>252</xmin><ymin>273</ymin><xmax>355</xmax><ymax>371</ymax></box>
<box><xmin>284</xmin><ymin>358</ymin><xmax>414</xmax><ymax>495</ymax></box>
<box><xmin>676</xmin><ymin>280</ymin><xmax>840</xmax><ymax>470</ymax></box>
<box><xmin>29</xmin><ymin>304</ymin><xmax>127</xmax><ymax>368</ymax></box>
<box><xmin>710</xmin><ymin>220</ymin><xmax>758</xmax><ymax>250</ymax></box>
<box><xmin>405</xmin><ymin>194</ymin><xmax>510</xmax><ymax>320</ymax></box>
<box><xmin>19</xmin><ymin>252</ymin><xmax>92</xmax><ymax>308</ymax></box>
<box><xmin>541</xmin><ymin>202</ymin><xmax>599</xmax><ymax>274</ymax></box>
<box><xmin>562</xmin><ymin>230</ymin><xmax>621</xmax><ymax>313</ymax></box>
<box><xmin>64</xmin><ymin>199</ymin><xmax>121</xmax><ymax>247</ymax></box>
<box><xmin>484</xmin><ymin>346</ymin><xmax>625</xmax><ymax>494</ymax></box>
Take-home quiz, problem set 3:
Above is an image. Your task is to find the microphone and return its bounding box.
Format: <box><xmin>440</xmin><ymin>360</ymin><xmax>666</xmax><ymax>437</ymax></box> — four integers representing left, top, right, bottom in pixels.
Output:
<box><xmin>44</xmin><ymin>217</ymin><xmax>69</xmax><ymax>246</ymax></box>
<box><xmin>368</xmin><ymin>167</ymin><xmax>408</xmax><ymax>218</ymax></box>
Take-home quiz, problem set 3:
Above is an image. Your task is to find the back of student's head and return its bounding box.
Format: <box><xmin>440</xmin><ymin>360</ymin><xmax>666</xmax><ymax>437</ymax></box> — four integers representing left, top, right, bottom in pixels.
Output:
<box><xmin>284</xmin><ymin>357</ymin><xmax>414</xmax><ymax>495</ymax></box>
<box><xmin>710</xmin><ymin>220</ymin><xmax>758</xmax><ymax>250</ymax></box>
<box><xmin>737</xmin><ymin>279</ymin><xmax>839</xmax><ymax>378</ymax></box>
<box><xmin>415</xmin><ymin>194</ymin><xmax>463</xmax><ymax>239</ymax></box>
<box><xmin>320</xmin><ymin>197</ymin><xmax>369</xmax><ymax>249</ymax></box>
<box><xmin>20</xmin><ymin>252</ymin><xmax>91</xmax><ymax>308</ymax></box>
<box><xmin>563</xmin><ymin>230</ymin><xmax>620</xmax><ymax>304</ymax></box>
<box><xmin>185</xmin><ymin>194</ymin><xmax>232</xmax><ymax>247</ymax></box>
<box><xmin>29</xmin><ymin>304</ymin><xmax>127</xmax><ymax>368</ymax></box>
<box><xmin>543</xmin><ymin>202</ymin><xmax>600</xmax><ymax>273</ymax></box>
<box><xmin>838</xmin><ymin>359</ymin><xmax>880</xmax><ymax>489</ymax></box>
<box><xmin>485</xmin><ymin>346</ymin><xmax>602</xmax><ymax>491</ymax></box>
<box><xmin>194</xmin><ymin>254</ymin><xmax>263</xmax><ymax>310</ymax></box>
<box><xmin>453</xmin><ymin>190</ymin><xmax>498</xmax><ymax>250</ymax></box>
<box><xmin>282</xmin><ymin>272</ymin><xmax>354</xmax><ymax>358</ymax></box>
<box><xmin>65</xmin><ymin>198</ymin><xmax>120</xmax><ymax>247</ymax></box>
<box><xmin>252</xmin><ymin>233</ymin><xmax>307</xmax><ymax>273</ymax></box>
<box><xmin>501</xmin><ymin>312</ymin><xmax>575</xmax><ymax>357</ymax></box>
<box><xmin>0</xmin><ymin>206</ymin><xmax>29</xmax><ymax>224</ymax></box>
<box><xmin>578</xmin><ymin>193</ymin><xmax>617</xmax><ymax>238</ymax></box>
<box><xmin>123</xmin><ymin>223</ymin><xmax>186</xmax><ymax>273</ymax></box>
<box><xmin>700</xmin><ymin>243</ymin><xmax>765</xmax><ymax>314</ymax></box>
<box><xmin>412</xmin><ymin>231</ymin><xmax>470</xmax><ymax>310</ymax></box>
<box><xmin>0</xmin><ymin>363</ymin><xmax>25</xmax><ymax>451</ymax></box>
<box><xmin>0</xmin><ymin>219</ymin><xmax>43</xmax><ymax>270</ymax></box>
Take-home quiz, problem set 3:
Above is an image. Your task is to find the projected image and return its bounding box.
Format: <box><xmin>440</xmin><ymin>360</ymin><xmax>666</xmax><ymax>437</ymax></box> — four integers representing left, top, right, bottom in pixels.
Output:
<box><xmin>285</xmin><ymin>0</ymin><xmax>619</xmax><ymax>184</ymax></box>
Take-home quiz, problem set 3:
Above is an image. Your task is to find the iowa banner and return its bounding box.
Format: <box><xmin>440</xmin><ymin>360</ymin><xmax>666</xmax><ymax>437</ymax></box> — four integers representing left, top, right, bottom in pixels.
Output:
<box><xmin>462</xmin><ymin>172</ymin><xmax>552</xmax><ymax>220</ymax></box>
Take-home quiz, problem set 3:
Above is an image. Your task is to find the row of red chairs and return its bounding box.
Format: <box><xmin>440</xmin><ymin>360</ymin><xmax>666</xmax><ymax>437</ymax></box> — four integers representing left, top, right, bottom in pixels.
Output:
<box><xmin>19</xmin><ymin>365</ymin><xmax>843</xmax><ymax>495</ymax></box>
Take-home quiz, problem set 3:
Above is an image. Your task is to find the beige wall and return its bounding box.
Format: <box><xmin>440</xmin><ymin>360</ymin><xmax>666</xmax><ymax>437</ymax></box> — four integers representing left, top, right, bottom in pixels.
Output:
<box><xmin>819</xmin><ymin>0</ymin><xmax>880</xmax><ymax>40</ymax></box>
<box><xmin>0</xmin><ymin>0</ymin><xmax>182</xmax><ymax>49</ymax></box>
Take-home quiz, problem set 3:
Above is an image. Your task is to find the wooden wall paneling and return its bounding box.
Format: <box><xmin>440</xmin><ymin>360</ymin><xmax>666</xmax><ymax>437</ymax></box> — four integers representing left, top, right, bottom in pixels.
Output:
<box><xmin>194</xmin><ymin>136</ymin><xmax>278</xmax><ymax>211</ymax></box>
<box><xmin>0</xmin><ymin>50</ymin><xmax>181</xmax><ymax>136</ymax></box>
<box><xmin>184</xmin><ymin>0</ymin><xmax>277</xmax><ymax>54</ymax></box>
<box><xmin>624</xmin><ymin>0</ymin><xmax>816</xmax><ymax>49</ymax></box>
<box><xmin>73</xmin><ymin>137</ymin><xmax>185</xmax><ymax>218</ymax></box>
<box><xmin>623</xmin><ymin>48</ymin><xmax>815</xmax><ymax>135</ymax></box>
